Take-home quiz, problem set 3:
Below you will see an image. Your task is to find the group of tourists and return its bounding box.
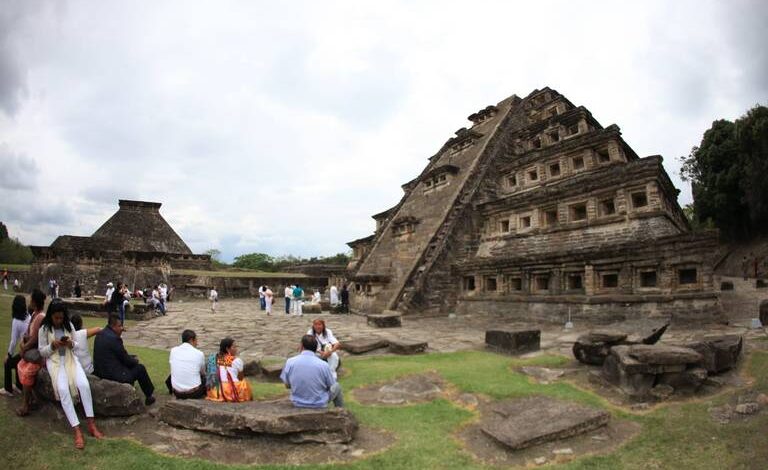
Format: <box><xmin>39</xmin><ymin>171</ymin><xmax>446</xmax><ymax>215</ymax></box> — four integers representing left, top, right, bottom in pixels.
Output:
<box><xmin>103</xmin><ymin>281</ymin><xmax>170</xmax><ymax>322</ymax></box>
<box><xmin>3</xmin><ymin>290</ymin><xmax>344</xmax><ymax>450</ymax></box>
<box><xmin>216</xmin><ymin>283</ymin><xmax>351</xmax><ymax>316</ymax></box>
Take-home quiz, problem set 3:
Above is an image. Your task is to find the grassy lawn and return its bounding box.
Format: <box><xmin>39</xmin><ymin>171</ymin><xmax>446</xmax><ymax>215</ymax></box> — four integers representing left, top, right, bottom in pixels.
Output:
<box><xmin>1</xmin><ymin>264</ymin><xmax>30</xmax><ymax>272</ymax></box>
<box><xmin>0</xmin><ymin>291</ymin><xmax>766</xmax><ymax>469</ymax></box>
<box><xmin>174</xmin><ymin>269</ymin><xmax>305</xmax><ymax>279</ymax></box>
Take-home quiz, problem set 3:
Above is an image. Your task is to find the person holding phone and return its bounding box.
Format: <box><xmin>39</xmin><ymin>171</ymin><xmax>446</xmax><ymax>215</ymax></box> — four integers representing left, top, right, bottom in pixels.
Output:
<box><xmin>38</xmin><ymin>300</ymin><xmax>103</xmax><ymax>449</ymax></box>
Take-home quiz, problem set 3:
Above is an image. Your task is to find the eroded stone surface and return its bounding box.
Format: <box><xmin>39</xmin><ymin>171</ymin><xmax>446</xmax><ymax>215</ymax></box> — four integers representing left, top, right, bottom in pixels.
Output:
<box><xmin>481</xmin><ymin>396</ymin><xmax>610</xmax><ymax>450</ymax></box>
<box><xmin>353</xmin><ymin>373</ymin><xmax>444</xmax><ymax>405</ymax></box>
<box><xmin>367</xmin><ymin>313</ymin><xmax>402</xmax><ymax>328</ymax></box>
<box><xmin>627</xmin><ymin>345</ymin><xmax>702</xmax><ymax>365</ymax></box>
<box><xmin>685</xmin><ymin>335</ymin><xmax>743</xmax><ymax>373</ymax></box>
<box><xmin>158</xmin><ymin>399</ymin><xmax>358</xmax><ymax>443</ymax></box>
<box><xmin>341</xmin><ymin>338</ymin><xmax>389</xmax><ymax>354</ymax></box>
<box><xmin>388</xmin><ymin>339</ymin><xmax>428</xmax><ymax>354</ymax></box>
<box><xmin>36</xmin><ymin>370</ymin><xmax>145</xmax><ymax>417</ymax></box>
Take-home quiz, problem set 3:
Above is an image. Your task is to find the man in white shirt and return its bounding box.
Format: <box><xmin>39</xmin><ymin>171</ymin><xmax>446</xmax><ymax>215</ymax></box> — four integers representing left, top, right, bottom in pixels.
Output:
<box><xmin>284</xmin><ymin>285</ymin><xmax>293</xmax><ymax>315</ymax></box>
<box><xmin>166</xmin><ymin>330</ymin><xmax>206</xmax><ymax>399</ymax></box>
<box><xmin>104</xmin><ymin>282</ymin><xmax>114</xmax><ymax>306</ymax></box>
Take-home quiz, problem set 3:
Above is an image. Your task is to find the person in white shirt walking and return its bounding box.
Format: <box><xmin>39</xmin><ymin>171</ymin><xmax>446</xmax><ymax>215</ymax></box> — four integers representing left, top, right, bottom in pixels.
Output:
<box><xmin>209</xmin><ymin>287</ymin><xmax>218</xmax><ymax>313</ymax></box>
<box><xmin>264</xmin><ymin>286</ymin><xmax>274</xmax><ymax>316</ymax></box>
<box><xmin>166</xmin><ymin>330</ymin><xmax>206</xmax><ymax>399</ymax></box>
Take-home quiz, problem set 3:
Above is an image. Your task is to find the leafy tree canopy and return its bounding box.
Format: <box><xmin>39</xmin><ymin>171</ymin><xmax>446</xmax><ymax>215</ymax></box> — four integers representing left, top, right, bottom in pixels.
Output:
<box><xmin>680</xmin><ymin>104</ymin><xmax>768</xmax><ymax>239</ymax></box>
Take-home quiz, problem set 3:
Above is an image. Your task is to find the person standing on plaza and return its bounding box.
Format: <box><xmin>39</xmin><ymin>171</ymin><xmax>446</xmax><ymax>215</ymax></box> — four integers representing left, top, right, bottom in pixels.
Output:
<box><xmin>2</xmin><ymin>268</ymin><xmax>8</xmax><ymax>290</ymax></box>
<box><xmin>104</xmin><ymin>282</ymin><xmax>115</xmax><ymax>309</ymax></box>
<box><xmin>284</xmin><ymin>284</ymin><xmax>293</xmax><ymax>315</ymax></box>
<box><xmin>329</xmin><ymin>285</ymin><xmax>339</xmax><ymax>307</ymax></box>
<box><xmin>209</xmin><ymin>286</ymin><xmax>218</xmax><ymax>313</ymax></box>
<box><xmin>258</xmin><ymin>285</ymin><xmax>266</xmax><ymax>311</ymax></box>
<box><xmin>292</xmin><ymin>284</ymin><xmax>304</xmax><ymax>316</ymax></box>
<box><xmin>73</xmin><ymin>280</ymin><xmax>82</xmax><ymax>298</ymax></box>
<box><xmin>340</xmin><ymin>284</ymin><xmax>350</xmax><ymax>314</ymax></box>
<box><xmin>264</xmin><ymin>285</ymin><xmax>274</xmax><ymax>316</ymax></box>
<box><xmin>2</xmin><ymin>295</ymin><xmax>29</xmax><ymax>396</ymax></box>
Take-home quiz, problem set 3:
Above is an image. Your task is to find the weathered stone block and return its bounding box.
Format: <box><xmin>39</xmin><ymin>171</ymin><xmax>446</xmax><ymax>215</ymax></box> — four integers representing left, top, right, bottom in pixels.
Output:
<box><xmin>388</xmin><ymin>339</ymin><xmax>428</xmax><ymax>355</ymax></box>
<box><xmin>685</xmin><ymin>335</ymin><xmax>743</xmax><ymax>374</ymax></box>
<box><xmin>260</xmin><ymin>361</ymin><xmax>285</xmax><ymax>380</ymax></box>
<box><xmin>341</xmin><ymin>338</ymin><xmax>389</xmax><ymax>354</ymax></box>
<box><xmin>158</xmin><ymin>399</ymin><xmax>358</xmax><ymax>443</ymax></box>
<box><xmin>485</xmin><ymin>329</ymin><xmax>540</xmax><ymax>355</ymax></box>
<box><xmin>35</xmin><ymin>370</ymin><xmax>145</xmax><ymax>417</ymax></box>
<box><xmin>627</xmin><ymin>345</ymin><xmax>702</xmax><ymax>365</ymax></box>
<box><xmin>366</xmin><ymin>313</ymin><xmax>402</xmax><ymax>328</ymax></box>
<box><xmin>480</xmin><ymin>396</ymin><xmax>610</xmax><ymax>450</ymax></box>
<box><xmin>657</xmin><ymin>367</ymin><xmax>707</xmax><ymax>394</ymax></box>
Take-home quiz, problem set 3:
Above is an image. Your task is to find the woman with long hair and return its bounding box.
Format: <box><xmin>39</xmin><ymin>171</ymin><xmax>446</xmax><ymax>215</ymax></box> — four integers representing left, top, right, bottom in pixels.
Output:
<box><xmin>1</xmin><ymin>295</ymin><xmax>30</xmax><ymax>396</ymax></box>
<box><xmin>307</xmin><ymin>318</ymin><xmax>341</xmax><ymax>379</ymax></box>
<box><xmin>16</xmin><ymin>289</ymin><xmax>46</xmax><ymax>416</ymax></box>
<box><xmin>38</xmin><ymin>300</ymin><xmax>104</xmax><ymax>449</ymax></box>
<box><xmin>205</xmin><ymin>337</ymin><xmax>253</xmax><ymax>402</ymax></box>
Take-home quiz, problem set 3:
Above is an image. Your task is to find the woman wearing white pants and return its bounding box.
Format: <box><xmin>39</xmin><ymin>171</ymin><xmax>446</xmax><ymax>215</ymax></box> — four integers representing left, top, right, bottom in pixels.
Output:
<box><xmin>38</xmin><ymin>300</ymin><xmax>103</xmax><ymax>449</ymax></box>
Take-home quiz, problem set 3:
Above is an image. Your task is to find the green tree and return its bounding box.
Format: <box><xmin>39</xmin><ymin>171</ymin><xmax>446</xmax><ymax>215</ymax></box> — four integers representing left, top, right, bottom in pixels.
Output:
<box><xmin>0</xmin><ymin>222</ymin><xmax>8</xmax><ymax>240</ymax></box>
<box><xmin>232</xmin><ymin>252</ymin><xmax>276</xmax><ymax>271</ymax></box>
<box><xmin>680</xmin><ymin>104</ymin><xmax>768</xmax><ymax>239</ymax></box>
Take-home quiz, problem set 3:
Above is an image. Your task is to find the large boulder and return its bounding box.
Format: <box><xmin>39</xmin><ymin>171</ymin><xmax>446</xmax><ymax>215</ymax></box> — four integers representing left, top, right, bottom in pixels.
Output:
<box><xmin>341</xmin><ymin>338</ymin><xmax>390</xmax><ymax>354</ymax></box>
<box><xmin>485</xmin><ymin>329</ymin><xmax>540</xmax><ymax>355</ymax></box>
<box><xmin>35</xmin><ymin>370</ymin><xmax>145</xmax><ymax>417</ymax></box>
<box><xmin>481</xmin><ymin>396</ymin><xmax>610</xmax><ymax>450</ymax></box>
<box><xmin>158</xmin><ymin>399</ymin><xmax>358</xmax><ymax>444</ymax></box>
<box><xmin>685</xmin><ymin>335</ymin><xmax>743</xmax><ymax>374</ymax></box>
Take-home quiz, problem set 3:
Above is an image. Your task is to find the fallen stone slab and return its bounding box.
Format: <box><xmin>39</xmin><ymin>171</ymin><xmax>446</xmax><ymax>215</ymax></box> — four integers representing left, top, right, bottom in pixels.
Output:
<box><xmin>158</xmin><ymin>399</ymin><xmax>358</xmax><ymax>444</ymax></box>
<box><xmin>36</xmin><ymin>370</ymin><xmax>145</xmax><ymax>417</ymax></box>
<box><xmin>481</xmin><ymin>396</ymin><xmax>609</xmax><ymax>450</ymax></box>
<box><xmin>341</xmin><ymin>338</ymin><xmax>390</xmax><ymax>354</ymax></box>
<box><xmin>367</xmin><ymin>313</ymin><xmax>402</xmax><ymax>328</ymax></box>
<box><xmin>485</xmin><ymin>329</ymin><xmax>540</xmax><ymax>355</ymax></box>
<box><xmin>627</xmin><ymin>345</ymin><xmax>702</xmax><ymax>365</ymax></box>
<box><xmin>685</xmin><ymin>335</ymin><xmax>743</xmax><ymax>374</ymax></box>
<box><xmin>389</xmin><ymin>339</ymin><xmax>428</xmax><ymax>355</ymax></box>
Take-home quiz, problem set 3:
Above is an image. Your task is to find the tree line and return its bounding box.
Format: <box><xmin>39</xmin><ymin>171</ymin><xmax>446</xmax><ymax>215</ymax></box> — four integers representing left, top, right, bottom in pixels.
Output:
<box><xmin>0</xmin><ymin>221</ymin><xmax>34</xmax><ymax>265</ymax></box>
<box><xmin>680</xmin><ymin>104</ymin><xmax>768</xmax><ymax>239</ymax></box>
<box><xmin>204</xmin><ymin>249</ymin><xmax>351</xmax><ymax>272</ymax></box>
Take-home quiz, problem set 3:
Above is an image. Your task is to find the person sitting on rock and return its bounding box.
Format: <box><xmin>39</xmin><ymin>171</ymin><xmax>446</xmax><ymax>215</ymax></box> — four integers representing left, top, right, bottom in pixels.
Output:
<box><xmin>38</xmin><ymin>300</ymin><xmax>104</xmax><ymax>449</ymax></box>
<box><xmin>69</xmin><ymin>313</ymin><xmax>101</xmax><ymax>374</ymax></box>
<box><xmin>280</xmin><ymin>335</ymin><xmax>343</xmax><ymax>408</ymax></box>
<box><xmin>94</xmin><ymin>314</ymin><xmax>156</xmax><ymax>406</ymax></box>
<box><xmin>306</xmin><ymin>319</ymin><xmax>341</xmax><ymax>379</ymax></box>
<box><xmin>2</xmin><ymin>294</ymin><xmax>29</xmax><ymax>397</ymax></box>
<box><xmin>205</xmin><ymin>337</ymin><xmax>253</xmax><ymax>402</ymax></box>
<box><xmin>166</xmin><ymin>329</ymin><xmax>206</xmax><ymax>399</ymax></box>
<box><xmin>16</xmin><ymin>289</ymin><xmax>47</xmax><ymax>417</ymax></box>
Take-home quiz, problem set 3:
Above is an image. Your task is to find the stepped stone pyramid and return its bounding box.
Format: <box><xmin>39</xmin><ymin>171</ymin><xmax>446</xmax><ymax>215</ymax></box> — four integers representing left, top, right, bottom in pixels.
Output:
<box><xmin>348</xmin><ymin>88</ymin><xmax>720</xmax><ymax>322</ymax></box>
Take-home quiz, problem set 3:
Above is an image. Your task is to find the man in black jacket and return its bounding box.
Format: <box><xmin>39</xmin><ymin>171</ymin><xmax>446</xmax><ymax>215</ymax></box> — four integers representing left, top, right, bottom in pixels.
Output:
<box><xmin>94</xmin><ymin>314</ymin><xmax>156</xmax><ymax>405</ymax></box>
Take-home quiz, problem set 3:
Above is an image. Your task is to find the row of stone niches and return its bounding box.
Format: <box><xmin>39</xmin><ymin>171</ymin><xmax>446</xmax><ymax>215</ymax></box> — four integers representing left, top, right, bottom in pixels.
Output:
<box><xmin>462</xmin><ymin>264</ymin><xmax>704</xmax><ymax>296</ymax></box>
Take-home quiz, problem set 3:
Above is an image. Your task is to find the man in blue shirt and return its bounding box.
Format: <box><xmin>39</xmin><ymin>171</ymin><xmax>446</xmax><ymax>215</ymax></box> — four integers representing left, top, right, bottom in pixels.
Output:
<box><xmin>280</xmin><ymin>335</ymin><xmax>343</xmax><ymax>408</ymax></box>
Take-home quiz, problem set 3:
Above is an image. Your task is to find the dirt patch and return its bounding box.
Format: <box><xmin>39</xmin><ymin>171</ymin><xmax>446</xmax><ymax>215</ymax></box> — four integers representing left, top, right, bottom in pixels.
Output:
<box><xmin>353</xmin><ymin>372</ymin><xmax>446</xmax><ymax>405</ymax></box>
<box><xmin>2</xmin><ymin>394</ymin><xmax>394</xmax><ymax>466</ymax></box>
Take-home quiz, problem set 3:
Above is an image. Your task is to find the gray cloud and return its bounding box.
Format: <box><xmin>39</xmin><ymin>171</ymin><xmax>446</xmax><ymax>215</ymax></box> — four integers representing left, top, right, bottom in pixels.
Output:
<box><xmin>0</xmin><ymin>143</ymin><xmax>37</xmax><ymax>190</ymax></box>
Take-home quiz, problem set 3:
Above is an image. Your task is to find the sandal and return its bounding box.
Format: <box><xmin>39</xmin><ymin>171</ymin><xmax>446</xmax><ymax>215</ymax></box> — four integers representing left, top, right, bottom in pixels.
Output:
<box><xmin>74</xmin><ymin>427</ymin><xmax>85</xmax><ymax>450</ymax></box>
<box><xmin>87</xmin><ymin>419</ymin><xmax>104</xmax><ymax>439</ymax></box>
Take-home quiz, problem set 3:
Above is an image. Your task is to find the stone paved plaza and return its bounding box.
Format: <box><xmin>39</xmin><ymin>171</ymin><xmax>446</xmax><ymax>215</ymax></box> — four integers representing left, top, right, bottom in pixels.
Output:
<box><xmin>122</xmin><ymin>298</ymin><xmax>763</xmax><ymax>362</ymax></box>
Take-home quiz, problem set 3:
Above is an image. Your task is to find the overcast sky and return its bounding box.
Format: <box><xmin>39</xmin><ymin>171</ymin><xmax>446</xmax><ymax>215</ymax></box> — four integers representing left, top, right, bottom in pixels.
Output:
<box><xmin>1</xmin><ymin>0</ymin><xmax>766</xmax><ymax>262</ymax></box>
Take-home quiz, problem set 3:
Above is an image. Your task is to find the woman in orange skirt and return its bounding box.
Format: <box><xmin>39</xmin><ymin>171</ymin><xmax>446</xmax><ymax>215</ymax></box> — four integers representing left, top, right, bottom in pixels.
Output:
<box><xmin>206</xmin><ymin>337</ymin><xmax>253</xmax><ymax>402</ymax></box>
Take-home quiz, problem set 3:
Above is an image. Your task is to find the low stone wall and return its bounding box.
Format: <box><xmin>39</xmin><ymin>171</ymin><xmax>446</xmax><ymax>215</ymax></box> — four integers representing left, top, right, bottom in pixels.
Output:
<box><xmin>62</xmin><ymin>299</ymin><xmax>155</xmax><ymax>321</ymax></box>
<box><xmin>169</xmin><ymin>274</ymin><xmax>329</xmax><ymax>298</ymax></box>
<box><xmin>456</xmin><ymin>294</ymin><xmax>722</xmax><ymax>324</ymax></box>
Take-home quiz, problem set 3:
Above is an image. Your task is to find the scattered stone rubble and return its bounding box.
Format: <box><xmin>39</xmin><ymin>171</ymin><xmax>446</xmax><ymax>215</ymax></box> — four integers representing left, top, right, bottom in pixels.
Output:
<box><xmin>572</xmin><ymin>323</ymin><xmax>668</xmax><ymax>365</ymax></box>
